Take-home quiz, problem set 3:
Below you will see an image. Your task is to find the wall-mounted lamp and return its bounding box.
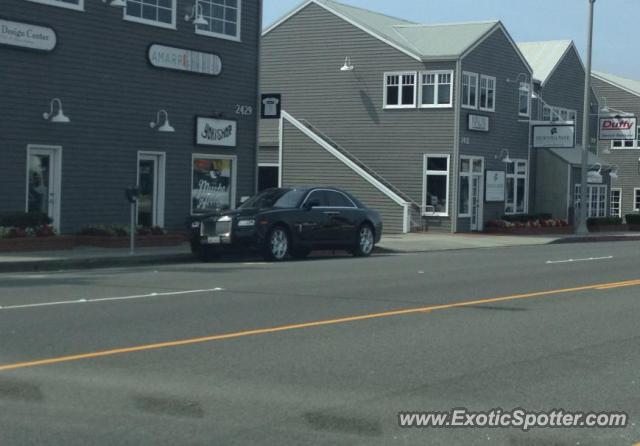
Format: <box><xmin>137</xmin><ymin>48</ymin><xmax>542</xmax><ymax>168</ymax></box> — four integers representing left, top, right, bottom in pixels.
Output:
<box><xmin>506</xmin><ymin>73</ymin><xmax>530</xmax><ymax>84</ymax></box>
<box><xmin>340</xmin><ymin>57</ymin><xmax>354</xmax><ymax>72</ymax></box>
<box><xmin>150</xmin><ymin>110</ymin><xmax>175</xmax><ymax>132</ymax></box>
<box><xmin>609</xmin><ymin>165</ymin><xmax>619</xmax><ymax>180</ymax></box>
<box><xmin>185</xmin><ymin>1</ymin><xmax>208</xmax><ymax>26</ymax></box>
<box><xmin>43</xmin><ymin>98</ymin><xmax>70</xmax><ymax>123</ymax></box>
<box><xmin>102</xmin><ymin>0</ymin><xmax>125</xmax><ymax>7</ymax></box>
<box><xmin>598</xmin><ymin>96</ymin><xmax>633</xmax><ymax>116</ymax></box>
<box><xmin>495</xmin><ymin>148</ymin><xmax>512</xmax><ymax>164</ymax></box>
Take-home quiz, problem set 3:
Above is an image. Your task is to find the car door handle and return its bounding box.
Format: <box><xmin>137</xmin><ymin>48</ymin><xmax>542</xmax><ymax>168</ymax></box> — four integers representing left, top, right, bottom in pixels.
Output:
<box><xmin>323</xmin><ymin>211</ymin><xmax>340</xmax><ymax>216</ymax></box>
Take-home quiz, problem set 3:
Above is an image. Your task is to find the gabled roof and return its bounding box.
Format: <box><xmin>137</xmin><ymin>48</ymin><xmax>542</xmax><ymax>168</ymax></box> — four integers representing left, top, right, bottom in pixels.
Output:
<box><xmin>517</xmin><ymin>40</ymin><xmax>574</xmax><ymax>85</ymax></box>
<box><xmin>592</xmin><ymin>71</ymin><xmax>640</xmax><ymax>98</ymax></box>
<box><xmin>264</xmin><ymin>0</ymin><xmax>530</xmax><ymax>69</ymax></box>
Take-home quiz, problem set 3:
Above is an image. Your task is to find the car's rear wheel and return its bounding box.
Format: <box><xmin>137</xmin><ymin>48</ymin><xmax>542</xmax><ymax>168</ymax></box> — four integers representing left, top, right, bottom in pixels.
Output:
<box><xmin>353</xmin><ymin>223</ymin><xmax>374</xmax><ymax>257</ymax></box>
<box><xmin>264</xmin><ymin>226</ymin><xmax>290</xmax><ymax>261</ymax></box>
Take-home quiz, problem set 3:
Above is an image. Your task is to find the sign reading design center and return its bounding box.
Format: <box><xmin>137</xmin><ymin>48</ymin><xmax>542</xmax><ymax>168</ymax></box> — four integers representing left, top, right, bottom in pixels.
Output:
<box><xmin>196</xmin><ymin>117</ymin><xmax>237</xmax><ymax>147</ymax></box>
<box><xmin>0</xmin><ymin>19</ymin><xmax>56</xmax><ymax>52</ymax></box>
<box><xmin>148</xmin><ymin>44</ymin><xmax>222</xmax><ymax>76</ymax></box>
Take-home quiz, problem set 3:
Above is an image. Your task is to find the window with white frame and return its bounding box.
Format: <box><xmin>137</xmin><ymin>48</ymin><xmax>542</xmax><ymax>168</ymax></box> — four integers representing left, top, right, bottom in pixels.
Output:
<box><xmin>505</xmin><ymin>160</ymin><xmax>527</xmax><ymax>214</ymax></box>
<box><xmin>479</xmin><ymin>75</ymin><xmax>496</xmax><ymax>111</ymax></box>
<box><xmin>575</xmin><ymin>184</ymin><xmax>607</xmax><ymax>217</ymax></box>
<box><xmin>611</xmin><ymin>127</ymin><xmax>640</xmax><ymax>149</ymax></box>
<box><xmin>423</xmin><ymin>155</ymin><xmax>449</xmax><ymax>216</ymax></box>
<box><xmin>125</xmin><ymin>0</ymin><xmax>176</xmax><ymax>28</ymax></box>
<box><xmin>384</xmin><ymin>72</ymin><xmax>416</xmax><ymax>108</ymax></box>
<box><xmin>25</xmin><ymin>0</ymin><xmax>83</xmax><ymax>11</ymax></box>
<box><xmin>542</xmin><ymin>105</ymin><xmax>577</xmax><ymax>122</ymax></box>
<box><xmin>420</xmin><ymin>71</ymin><xmax>453</xmax><ymax>108</ymax></box>
<box><xmin>196</xmin><ymin>0</ymin><xmax>241</xmax><ymax>41</ymax></box>
<box><xmin>635</xmin><ymin>188</ymin><xmax>640</xmax><ymax>211</ymax></box>
<box><xmin>462</xmin><ymin>72</ymin><xmax>478</xmax><ymax>109</ymax></box>
<box><xmin>610</xmin><ymin>188</ymin><xmax>622</xmax><ymax>217</ymax></box>
<box><xmin>518</xmin><ymin>82</ymin><xmax>530</xmax><ymax>117</ymax></box>
<box><xmin>192</xmin><ymin>156</ymin><xmax>236</xmax><ymax>213</ymax></box>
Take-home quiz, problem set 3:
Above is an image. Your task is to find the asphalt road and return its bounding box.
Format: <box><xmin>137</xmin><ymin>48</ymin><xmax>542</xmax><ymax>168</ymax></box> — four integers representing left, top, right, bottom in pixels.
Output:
<box><xmin>0</xmin><ymin>241</ymin><xmax>639</xmax><ymax>445</ymax></box>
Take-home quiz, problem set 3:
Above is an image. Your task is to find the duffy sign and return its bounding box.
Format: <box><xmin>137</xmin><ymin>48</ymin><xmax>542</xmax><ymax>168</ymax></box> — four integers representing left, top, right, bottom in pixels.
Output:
<box><xmin>599</xmin><ymin>117</ymin><xmax>637</xmax><ymax>140</ymax></box>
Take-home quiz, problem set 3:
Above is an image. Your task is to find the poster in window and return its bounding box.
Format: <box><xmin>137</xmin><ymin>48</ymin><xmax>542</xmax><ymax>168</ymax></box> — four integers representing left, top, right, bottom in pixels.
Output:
<box><xmin>192</xmin><ymin>158</ymin><xmax>233</xmax><ymax>213</ymax></box>
<box><xmin>485</xmin><ymin>170</ymin><xmax>505</xmax><ymax>202</ymax></box>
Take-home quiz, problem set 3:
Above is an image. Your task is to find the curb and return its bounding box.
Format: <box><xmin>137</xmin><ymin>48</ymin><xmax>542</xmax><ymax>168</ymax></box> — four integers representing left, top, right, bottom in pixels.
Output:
<box><xmin>550</xmin><ymin>235</ymin><xmax>640</xmax><ymax>244</ymax></box>
<box><xmin>0</xmin><ymin>253</ymin><xmax>194</xmax><ymax>273</ymax></box>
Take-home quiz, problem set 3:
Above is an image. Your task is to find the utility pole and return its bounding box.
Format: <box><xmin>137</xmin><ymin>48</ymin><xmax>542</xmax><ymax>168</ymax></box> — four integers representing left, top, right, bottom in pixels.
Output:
<box><xmin>576</xmin><ymin>0</ymin><xmax>596</xmax><ymax>235</ymax></box>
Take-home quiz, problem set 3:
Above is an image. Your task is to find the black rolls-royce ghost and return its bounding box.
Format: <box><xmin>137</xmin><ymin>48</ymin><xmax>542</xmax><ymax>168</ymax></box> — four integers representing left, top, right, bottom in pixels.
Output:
<box><xmin>188</xmin><ymin>187</ymin><xmax>383</xmax><ymax>261</ymax></box>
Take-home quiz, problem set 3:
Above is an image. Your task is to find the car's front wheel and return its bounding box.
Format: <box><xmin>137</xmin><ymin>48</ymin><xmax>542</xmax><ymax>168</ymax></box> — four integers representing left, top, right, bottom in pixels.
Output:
<box><xmin>353</xmin><ymin>223</ymin><xmax>375</xmax><ymax>257</ymax></box>
<box><xmin>264</xmin><ymin>226</ymin><xmax>290</xmax><ymax>261</ymax></box>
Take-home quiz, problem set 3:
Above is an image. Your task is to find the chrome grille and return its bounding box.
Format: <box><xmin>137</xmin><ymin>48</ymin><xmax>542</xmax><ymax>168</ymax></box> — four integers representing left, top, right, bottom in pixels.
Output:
<box><xmin>215</xmin><ymin>220</ymin><xmax>232</xmax><ymax>236</ymax></box>
<box><xmin>200</xmin><ymin>218</ymin><xmax>231</xmax><ymax>237</ymax></box>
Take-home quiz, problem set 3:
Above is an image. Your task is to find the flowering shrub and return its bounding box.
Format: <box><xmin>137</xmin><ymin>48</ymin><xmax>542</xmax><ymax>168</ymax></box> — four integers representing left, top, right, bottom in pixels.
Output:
<box><xmin>0</xmin><ymin>224</ymin><xmax>56</xmax><ymax>239</ymax></box>
<box><xmin>486</xmin><ymin>218</ymin><xmax>569</xmax><ymax>229</ymax></box>
<box><xmin>78</xmin><ymin>225</ymin><xmax>167</xmax><ymax>237</ymax></box>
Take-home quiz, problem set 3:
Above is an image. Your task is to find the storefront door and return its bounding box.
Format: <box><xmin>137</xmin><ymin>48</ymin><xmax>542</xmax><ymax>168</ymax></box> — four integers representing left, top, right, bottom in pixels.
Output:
<box><xmin>470</xmin><ymin>174</ymin><xmax>483</xmax><ymax>231</ymax></box>
<box><xmin>26</xmin><ymin>146</ymin><xmax>61</xmax><ymax>230</ymax></box>
<box><xmin>137</xmin><ymin>152</ymin><xmax>165</xmax><ymax>228</ymax></box>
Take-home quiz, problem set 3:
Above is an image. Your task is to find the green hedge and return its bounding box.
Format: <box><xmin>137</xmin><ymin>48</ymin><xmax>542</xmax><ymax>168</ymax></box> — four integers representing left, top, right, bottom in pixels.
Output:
<box><xmin>626</xmin><ymin>214</ymin><xmax>640</xmax><ymax>225</ymax></box>
<box><xmin>501</xmin><ymin>213</ymin><xmax>553</xmax><ymax>223</ymax></box>
<box><xmin>587</xmin><ymin>217</ymin><xmax>622</xmax><ymax>226</ymax></box>
<box><xmin>0</xmin><ymin>212</ymin><xmax>52</xmax><ymax>228</ymax></box>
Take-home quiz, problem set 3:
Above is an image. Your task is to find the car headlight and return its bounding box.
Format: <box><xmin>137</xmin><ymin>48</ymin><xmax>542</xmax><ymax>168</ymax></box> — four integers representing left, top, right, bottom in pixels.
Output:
<box><xmin>237</xmin><ymin>219</ymin><xmax>255</xmax><ymax>227</ymax></box>
<box><xmin>217</xmin><ymin>215</ymin><xmax>232</xmax><ymax>222</ymax></box>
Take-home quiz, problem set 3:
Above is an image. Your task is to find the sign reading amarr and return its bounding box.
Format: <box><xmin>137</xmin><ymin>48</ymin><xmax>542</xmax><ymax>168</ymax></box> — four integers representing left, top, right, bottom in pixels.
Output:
<box><xmin>0</xmin><ymin>19</ymin><xmax>56</xmax><ymax>52</ymax></box>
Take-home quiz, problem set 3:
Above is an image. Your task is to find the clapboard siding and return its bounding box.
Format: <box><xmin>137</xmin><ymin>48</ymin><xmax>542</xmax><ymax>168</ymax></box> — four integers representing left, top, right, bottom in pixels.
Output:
<box><xmin>261</xmin><ymin>2</ymin><xmax>456</xmax><ymax>211</ymax></box>
<box><xmin>282</xmin><ymin>121</ymin><xmax>406</xmax><ymax>233</ymax></box>
<box><xmin>258</xmin><ymin>146</ymin><xmax>279</xmax><ymax>164</ymax></box>
<box><xmin>591</xmin><ymin>76</ymin><xmax>640</xmax><ymax>217</ymax></box>
<box><xmin>1</xmin><ymin>0</ymin><xmax>261</xmax><ymax>233</ymax></box>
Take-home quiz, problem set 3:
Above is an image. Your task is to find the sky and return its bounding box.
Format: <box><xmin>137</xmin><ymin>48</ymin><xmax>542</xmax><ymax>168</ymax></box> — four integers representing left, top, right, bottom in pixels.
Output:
<box><xmin>263</xmin><ymin>0</ymin><xmax>639</xmax><ymax>80</ymax></box>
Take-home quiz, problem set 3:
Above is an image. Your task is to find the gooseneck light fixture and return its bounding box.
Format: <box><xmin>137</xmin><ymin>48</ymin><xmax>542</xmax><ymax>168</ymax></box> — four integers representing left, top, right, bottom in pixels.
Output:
<box><xmin>495</xmin><ymin>148</ymin><xmax>512</xmax><ymax>164</ymax></box>
<box><xmin>150</xmin><ymin>110</ymin><xmax>175</xmax><ymax>133</ymax></box>
<box><xmin>102</xmin><ymin>0</ymin><xmax>125</xmax><ymax>7</ymax></box>
<box><xmin>43</xmin><ymin>98</ymin><xmax>70</xmax><ymax>123</ymax></box>
<box><xmin>185</xmin><ymin>1</ymin><xmax>208</xmax><ymax>26</ymax></box>
<box><xmin>340</xmin><ymin>57</ymin><xmax>354</xmax><ymax>72</ymax></box>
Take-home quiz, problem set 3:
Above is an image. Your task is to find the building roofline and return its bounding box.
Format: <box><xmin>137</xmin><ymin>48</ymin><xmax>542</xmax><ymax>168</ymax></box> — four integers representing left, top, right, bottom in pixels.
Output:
<box><xmin>592</xmin><ymin>72</ymin><xmax>640</xmax><ymax>99</ymax></box>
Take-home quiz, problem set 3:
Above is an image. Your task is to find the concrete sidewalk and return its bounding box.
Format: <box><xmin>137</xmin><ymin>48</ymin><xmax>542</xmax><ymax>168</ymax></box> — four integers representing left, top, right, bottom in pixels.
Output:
<box><xmin>1</xmin><ymin>232</ymin><xmax>639</xmax><ymax>273</ymax></box>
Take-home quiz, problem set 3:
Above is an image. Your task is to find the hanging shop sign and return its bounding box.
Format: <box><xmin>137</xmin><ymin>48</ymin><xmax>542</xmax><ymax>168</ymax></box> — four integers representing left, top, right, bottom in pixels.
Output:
<box><xmin>196</xmin><ymin>117</ymin><xmax>237</xmax><ymax>147</ymax></box>
<box><xmin>261</xmin><ymin>94</ymin><xmax>282</xmax><ymax>119</ymax></box>
<box><xmin>532</xmin><ymin>124</ymin><xmax>575</xmax><ymax>148</ymax></box>
<box><xmin>485</xmin><ymin>170</ymin><xmax>505</xmax><ymax>202</ymax></box>
<box><xmin>0</xmin><ymin>19</ymin><xmax>56</xmax><ymax>52</ymax></box>
<box><xmin>148</xmin><ymin>44</ymin><xmax>222</xmax><ymax>76</ymax></box>
<box><xmin>468</xmin><ymin>114</ymin><xmax>489</xmax><ymax>132</ymax></box>
<box><xmin>598</xmin><ymin>117</ymin><xmax>637</xmax><ymax>141</ymax></box>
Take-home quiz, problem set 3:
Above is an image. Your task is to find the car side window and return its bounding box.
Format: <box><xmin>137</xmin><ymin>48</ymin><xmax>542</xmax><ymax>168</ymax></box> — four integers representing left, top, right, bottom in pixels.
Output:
<box><xmin>326</xmin><ymin>191</ymin><xmax>355</xmax><ymax>208</ymax></box>
<box><xmin>304</xmin><ymin>190</ymin><xmax>330</xmax><ymax>207</ymax></box>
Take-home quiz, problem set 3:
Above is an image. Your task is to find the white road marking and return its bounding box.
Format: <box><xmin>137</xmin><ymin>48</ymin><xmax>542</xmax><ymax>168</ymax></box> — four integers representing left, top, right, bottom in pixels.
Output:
<box><xmin>546</xmin><ymin>256</ymin><xmax>613</xmax><ymax>265</ymax></box>
<box><xmin>0</xmin><ymin>288</ymin><xmax>224</xmax><ymax>311</ymax></box>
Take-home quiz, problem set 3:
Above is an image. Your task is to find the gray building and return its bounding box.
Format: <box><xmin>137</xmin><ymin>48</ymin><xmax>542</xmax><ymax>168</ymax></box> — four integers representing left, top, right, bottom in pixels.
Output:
<box><xmin>1</xmin><ymin>0</ymin><xmax>261</xmax><ymax>234</ymax></box>
<box><xmin>591</xmin><ymin>71</ymin><xmax>640</xmax><ymax>220</ymax></box>
<box><xmin>259</xmin><ymin>0</ymin><xmax>534</xmax><ymax>233</ymax></box>
<box><xmin>518</xmin><ymin>40</ymin><xmax>611</xmax><ymax>223</ymax></box>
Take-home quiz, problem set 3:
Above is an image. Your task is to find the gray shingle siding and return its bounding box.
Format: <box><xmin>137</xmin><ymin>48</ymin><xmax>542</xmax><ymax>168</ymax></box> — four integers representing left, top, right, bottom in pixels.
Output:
<box><xmin>261</xmin><ymin>2</ymin><xmax>456</xmax><ymax>230</ymax></box>
<box><xmin>258</xmin><ymin>146</ymin><xmax>279</xmax><ymax>164</ymax></box>
<box><xmin>1</xmin><ymin>0</ymin><xmax>261</xmax><ymax>233</ymax></box>
<box><xmin>592</xmin><ymin>76</ymin><xmax>640</xmax><ymax>218</ymax></box>
<box><xmin>281</xmin><ymin>120</ymin><xmax>406</xmax><ymax>233</ymax></box>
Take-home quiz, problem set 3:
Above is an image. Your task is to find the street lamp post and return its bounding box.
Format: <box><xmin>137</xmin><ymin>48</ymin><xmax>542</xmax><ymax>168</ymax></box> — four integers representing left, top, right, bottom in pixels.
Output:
<box><xmin>576</xmin><ymin>0</ymin><xmax>596</xmax><ymax>234</ymax></box>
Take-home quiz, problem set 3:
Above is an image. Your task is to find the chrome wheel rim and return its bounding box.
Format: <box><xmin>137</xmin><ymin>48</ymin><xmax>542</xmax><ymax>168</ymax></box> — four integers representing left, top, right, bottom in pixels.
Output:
<box><xmin>270</xmin><ymin>229</ymin><xmax>288</xmax><ymax>260</ymax></box>
<box><xmin>359</xmin><ymin>226</ymin><xmax>374</xmax><ymax>254</ymax></box>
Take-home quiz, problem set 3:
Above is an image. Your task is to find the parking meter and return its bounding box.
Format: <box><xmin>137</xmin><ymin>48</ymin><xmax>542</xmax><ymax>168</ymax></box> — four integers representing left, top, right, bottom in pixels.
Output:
<box><xmin>125</xmin><ymin>187</ymin><xmax>139</xmax><ymax>254</ymax></box>
<box><xmin>125</xmin><ymin>187</ymin><xmax>139</xmax><ymax>204</ymax></box>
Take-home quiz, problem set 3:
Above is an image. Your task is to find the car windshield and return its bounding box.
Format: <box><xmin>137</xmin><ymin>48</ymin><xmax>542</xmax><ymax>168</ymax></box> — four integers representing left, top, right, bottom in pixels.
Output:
<box><xmin>239</xmin><ymin>189</ymin><xmax>306</xmax><ymax>209</ymax></box>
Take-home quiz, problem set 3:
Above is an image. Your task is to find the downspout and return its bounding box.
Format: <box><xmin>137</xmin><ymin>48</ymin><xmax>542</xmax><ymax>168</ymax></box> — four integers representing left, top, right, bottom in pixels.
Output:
<box><xmin>253</xmin><ymin>0</ymin><xmax>264</xmax><ymax>195</ymax></box>
<box><xmin>451</xmin><ymin>58</ymin><xmax>462</xmax><ymax>233</ymax></box>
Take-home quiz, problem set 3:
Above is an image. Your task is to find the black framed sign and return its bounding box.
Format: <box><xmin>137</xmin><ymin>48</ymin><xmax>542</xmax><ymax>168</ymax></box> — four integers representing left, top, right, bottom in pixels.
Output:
<box><xmin>261</xmin><ymin>94</ymin><xmax>281</xmax><ymax>119</ymax></box>
<box><xmin>196</xmin><ymin>117</ymin><xmax>237</xmax><ymax>147</ymax></box>
<box><xmin>532</xmin><ymin>124</ymin><xmax>575</xmax><ymax>148</ymax></box>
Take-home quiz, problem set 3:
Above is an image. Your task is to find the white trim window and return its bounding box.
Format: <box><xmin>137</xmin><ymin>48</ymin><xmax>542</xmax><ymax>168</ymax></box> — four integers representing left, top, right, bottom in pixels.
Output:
<box><xmin>611</xmin><ymin>127</ymin><xmax>640</xmax><ymax>149</ymax></box>
<box><xmin>543</xmin><ymin>105</ymin><xmax>576</xmax><ymax>122</ymax></box>
<box><xmin>422</xmin><ymin>155</ymin><xmax>450</xmax><ymax>216</ymax></box>
<box><xmin>505</xmin><ymin>160</ymin><xmax>528</xmax><ymax>214</ymax></box>
<box><xmin>635</xmin><ymin>188</ymin><xmax>640</xmax><ymax>211</ymax></box>
<box><xmin>420</xmin><ymin>71</ymin><xmax>453</xmax><ymax>108</ymax></box>
<box><xmin>479</xmin><ymin>75</ymin><xmax>496</xmax><ymax>112</ymax></box>
<box><xmin>518</xmin><ymin>82</ymin><xmax>530</xmax><ymax>117</ymax></box>
<box><xmin>191</xmin><ymin>154</ymin><xmax>237</xmax><ymax>214</ymax></box>
<box><xmin>25</xmin><ymin>0</ymin><xmax>84</xmax><ymax>10</ymax></box>
<box><xmin>384</xmin><ymin>72</ymin><xmax>416</xmax><ymax>108</ymax></box>
<box><xmin>610</xmin><ymin>188</ymin><xmax>622</xmax><ymax>217</ymax></box>
<box><xmin>124</xmin><ymin>0</ymin><xmax>176</xmax><ymax>29</ymax></box>
<box><xmin>196</xmin><ymin>0</ymin><xmax>242</xmax><ymax>41</ymax></box>
<box><xmin>462</xmin><ymin>72</ymin><xmax>478</xmax><ymax>109</ymax></box>
<box><xmin>575</xmin><ymin>184</ymin><xmax>607</xmax><ymax>217</ymax></box>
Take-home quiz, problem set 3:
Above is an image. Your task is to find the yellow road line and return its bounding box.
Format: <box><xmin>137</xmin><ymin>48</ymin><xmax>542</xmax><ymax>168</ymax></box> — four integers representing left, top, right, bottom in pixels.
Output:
<box><xmin>0</xmin><ymin>278</ymin><xmax>638</xmax><ymax>373</ymax></box>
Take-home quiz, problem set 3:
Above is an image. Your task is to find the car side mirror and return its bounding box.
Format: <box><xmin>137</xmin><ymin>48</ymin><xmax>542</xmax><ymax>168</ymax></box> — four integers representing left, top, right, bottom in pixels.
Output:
<box><xmin>303</xmin><ymin>199</ymin><xmax>320</xmax><ymax>211</ymax></box>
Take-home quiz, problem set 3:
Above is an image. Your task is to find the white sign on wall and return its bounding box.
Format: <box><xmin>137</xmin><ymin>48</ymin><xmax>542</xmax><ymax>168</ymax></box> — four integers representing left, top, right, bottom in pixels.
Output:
<box><xmin>468</xmin><ymin>114</ymin><xmax>489</xmax><ymax>132</ymax></box>
<box><xmin>598</xmin><ymin>117</ymin><xmax>637</xmax><ymax>140</ymax></box>
<box><xmin>196</xmin><ymin>117</ymin><xmax>237</xmax><ymax>147</ymax></box>
<box><xmin>532</xmin><ymin>125</ymin><xmax>575</xmax><ymax>148</ymax></box>
<box><xmin>0</xmin><ymin>19</ymin><xmax>57</xmax><ymax>52</ymax></box>
<box><xmin>485</xmin><ymin>170</ymin><xmax>505</xmax><ymax>202</ymax></box>
<box><xmin>148</xmin><ymin>44</ymin><xmax>222</xmax><ymax>76</ymax></box>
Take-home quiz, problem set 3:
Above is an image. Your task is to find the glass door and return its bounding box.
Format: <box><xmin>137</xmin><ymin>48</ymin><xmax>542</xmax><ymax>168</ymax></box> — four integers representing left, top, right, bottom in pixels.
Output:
<box><xmin>137</xmin><ymin>153</ymin><xmax>165</xmax><ymax>228</ymax></box>
<box><xmin>27</xmin><ymin>146</ymin><xmax>61</xmax><ymax>229</ymax></box>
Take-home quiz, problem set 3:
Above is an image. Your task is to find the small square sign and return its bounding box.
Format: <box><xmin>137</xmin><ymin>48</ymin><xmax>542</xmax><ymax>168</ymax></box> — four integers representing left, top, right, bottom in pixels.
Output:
<box><xmin>261</xmin><ymin>94</ymin><xmax>281</xmax><ymax>119</ymax></box>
